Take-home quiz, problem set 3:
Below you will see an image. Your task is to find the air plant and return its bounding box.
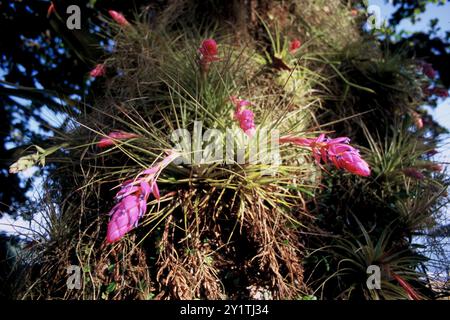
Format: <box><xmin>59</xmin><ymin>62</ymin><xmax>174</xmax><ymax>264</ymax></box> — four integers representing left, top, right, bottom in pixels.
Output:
<box><xmin>309</xmin><ymin>217</ymin><xmax>428</xmax><ymax>300</ymax></box>
<box><xmin>9</xmin><ymin>144</ymin><xmax>68</xmax><ymax>174</ymax></box>
<box><xmin>257</xmin><ymin>17</ymin><xmax>305</xmax><ymax>70</ymax></box>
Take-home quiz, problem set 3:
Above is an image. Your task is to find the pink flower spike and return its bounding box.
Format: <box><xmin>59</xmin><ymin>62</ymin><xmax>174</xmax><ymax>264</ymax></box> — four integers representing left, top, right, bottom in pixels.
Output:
<box><xmin>90</xmin><ymin>64</ymin><xmax>106</xmax><ymax>78</ymax></box>
<box><xmin>97</xmin><ymin>131</ymin><xmax>138</xmax><ymax>148</ymax></box>
<box><xmin>47</xmin><ymin>2</ymin><xmax>56</xmax><ymax>17</ymax></box>
<box><xmin>106</xmin><ymin>187</ymin><xmax>148</xmax><ymax>243</ymax></box>
<box><xmin>198</xmin><ymin>39</ymin><xmax>219</xmax><ymax>73</ymax></box>
<box><xmin>280</xmin><ymin>134</ymin><xmax>370</xmax><ymax>176</ymax></box>
<box><xmin>199</xmin><ymin>39</ymin><xmax>219</xmax><ymax>61</ymax></box>
<box><xmin>232</xmin><ymin>97</ymin><xmax>256</xmax><ymax>137</ymax></box>
<box><xmin>105</xmin><ymin>150</ymin><xmax>180</xmax><ymax>243</ymax></box>
<box><xmin>106</xmin><ymin>157</ymin><xmax>176</xmax><ymax>243</ymax></box>
<box><xmin>289</xmin><ymin>39</ymin><xmax>301</xmax><ymax>54</ymax></box>
<box><xmin>328</xmin><ymin>144</ymin><xmax>371</xmax><ymax>177</ymax></box>
<box><xmin>108</xmin><ymin>10</ymin><xmax>130</xmax><ymax>26</ymax></box>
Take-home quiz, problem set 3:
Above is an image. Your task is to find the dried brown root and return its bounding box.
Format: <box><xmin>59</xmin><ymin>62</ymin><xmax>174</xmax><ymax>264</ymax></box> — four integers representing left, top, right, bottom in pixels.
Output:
<box><xmin>155</xmin><ymin>214</ymin><xmax>225</xmax><ymax>299</ymax></box>
<box><xmin>243</xmin><ymin>194</ymin><xmax>308</xmax><ymax>299</ymax></box>
<box><xmin>94</xmin><ymin>239</ymin><xmax>153</xmax><ymax>300</ymax></box>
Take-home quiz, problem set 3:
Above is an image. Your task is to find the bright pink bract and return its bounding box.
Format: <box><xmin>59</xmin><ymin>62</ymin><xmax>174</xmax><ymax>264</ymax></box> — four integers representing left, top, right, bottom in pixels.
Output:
<box><xmin>280</xmin><ymin>134</ymin><xmax>370</xmax><ymax>176</ymax></box>
<box><xmin>97</xmin><ymin>131</ymin><xmax>138</xmax><ymax>148</ymax></box>
<box><xmin>199</xmin><ymin>39</ymin><xmax>219</xmax><ymax>73</ymax></box>
<box><xmin>106</xmin><ymin>180</ymin><xmax>150</xmax><ymax>243</ymax></box>
<box><xmin>108</xmin><ymin>10</ymin><xmax>130</xmax><ymax>26</ymax></box>
<box><xmin>47</xmin><ymin>2</ymin><xmax>55</xmax><ymax>17</ymax></box>
<box><xmin>106</xmin><ymin>151</ymin><xmax>180</xmax><ymax>243</ymax></box>
<box><xmin>289</xmin><ymin>39</ymin><xmax>301</xmax><ymax>54</ymax></box>
<box><xmin>231</xmin><ymin>96</ymin><xmax>256</xmax><ymax>137</ymax></box>
<box><xmin>90</xmin><ymin>63</ymin><xmax>106</xmax><ymax>78</ymax></box>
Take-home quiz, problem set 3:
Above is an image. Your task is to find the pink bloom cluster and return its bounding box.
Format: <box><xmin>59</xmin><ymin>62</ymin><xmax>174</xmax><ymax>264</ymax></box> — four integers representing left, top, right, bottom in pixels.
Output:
<box><xmin>106</xmin><ymin>179</ymin><xmax>152</xmax><ymax>243</ymax></box>
<box><xmin>280</xmin><ymin>134</ymin><xmax>371</xmax><ymax>176</ymax></box>
<box><xmin>289</xmin><ymin>39</ymin><xmax>301</xmax><ymax>54</ymax></box>
<box><xmin>108</xmin><ymin>10</ymin><xmax>130</xmax><ymax>27</ymax></box>
<box><xmin>97</xmin><ymin>131</ymin><xmax>139</xmax><ymax>148</ymax></box>
<box><xmin>231</xmin><ymin>96</ymin><xmax>256</xmax><ymax>137</ymax></box>
<box><xmin>90</xmin><ymin>63</ymin><xmax>106</xmax><ymax>78</ymax></box>
<box><xmin>106</xmin><ymin>151</ymin><xmax>179</xmax><ymax>243</ymax></box>
<box><xmin>199</xmin><ymin>39</ymin><xmax>219</xmax><ymax>73</ymax></box>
